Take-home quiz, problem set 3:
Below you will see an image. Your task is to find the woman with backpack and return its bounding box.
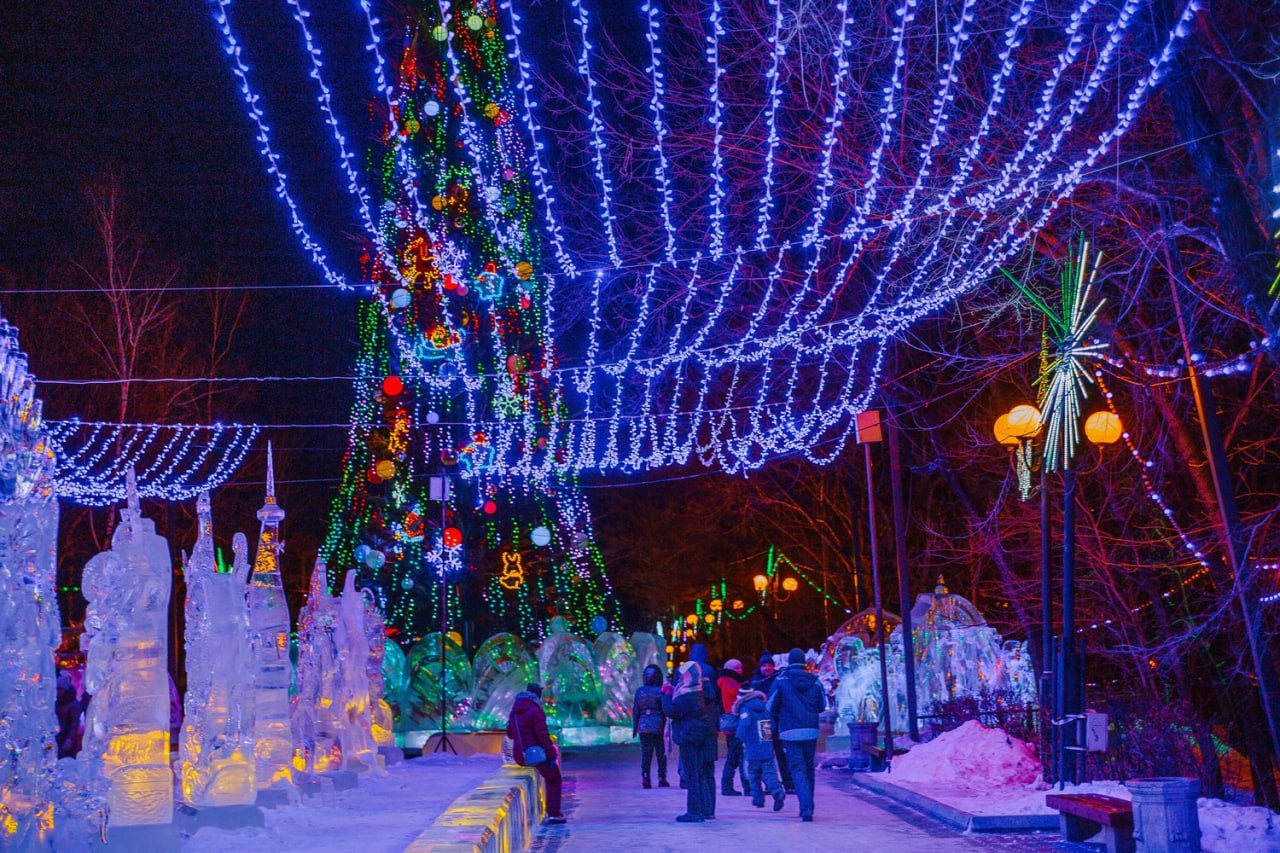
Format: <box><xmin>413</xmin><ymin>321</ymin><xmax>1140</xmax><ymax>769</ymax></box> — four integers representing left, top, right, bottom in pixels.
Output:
<box><xmin>632</xmin><ymin>664</ymin><xmax>670</xmax><ymax>788</ymax></box>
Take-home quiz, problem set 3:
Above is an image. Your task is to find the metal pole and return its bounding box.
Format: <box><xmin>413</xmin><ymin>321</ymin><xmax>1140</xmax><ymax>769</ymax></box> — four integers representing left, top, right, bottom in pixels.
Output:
<box><xmin>887</xmin><ymin>409</ymin><xmax>919</xmax><ymax>742</ymax></box>
<box><xmin>1060</xmin><ymin>467</ymin><xmax>1078</xmax><ymax>784</ymax></box>
<box><xmin>1040</xmin><ymin>463</ymin><xmax>1053</xmax><ymax>710</ymax></box>
<box><xmin>435</xmin><ymin>474</ymin><xmax>456</xmax><ymax>754</ymax></box>
<box><xmin>864</xmin><ymin>442</ymin><xmax>894</xmax><ymax>759</ymax></box>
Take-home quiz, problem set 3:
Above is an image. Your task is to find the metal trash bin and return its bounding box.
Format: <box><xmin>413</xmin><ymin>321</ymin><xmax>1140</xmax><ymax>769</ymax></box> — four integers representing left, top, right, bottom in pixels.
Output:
<box><xmin>1126</xmin><ymin>777</ymin><xmax>1201</xmax><ymax>853</ymax></box>
<box><xmin>848</xmin><ymin>722</ymin><xmax>878</xmax><ymax>771</ymax></box>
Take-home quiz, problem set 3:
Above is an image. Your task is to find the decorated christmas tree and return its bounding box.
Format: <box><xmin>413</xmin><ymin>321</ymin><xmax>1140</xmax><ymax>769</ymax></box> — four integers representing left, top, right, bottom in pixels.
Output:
<box><xmin>321</xmin><ymin>0</ymin><xmax>618</xmax><ymax>644</ymax></box>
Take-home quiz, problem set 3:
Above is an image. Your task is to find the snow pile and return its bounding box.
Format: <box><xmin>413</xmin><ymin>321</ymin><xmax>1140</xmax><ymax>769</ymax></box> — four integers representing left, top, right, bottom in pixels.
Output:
<box><xmin>1197</xmin><ymin>797</ymin><xmax>1280</xmax><ymax>852</ymax></box>
<box><xmin>890</xmin><ymin>720</ymin><xmax>1041</xmax><ymax>789</ymax></box>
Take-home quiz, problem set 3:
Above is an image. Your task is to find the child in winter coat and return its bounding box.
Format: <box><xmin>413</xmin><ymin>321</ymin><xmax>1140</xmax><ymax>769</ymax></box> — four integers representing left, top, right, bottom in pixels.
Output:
<box><xmin>632</xmin><ymin>664</ymin><xmax>669</xmax><ymax>788</ymax></box>
<box><xmin>733</xmin><ymin>687</ymin><xmax>786</xmax><ymax>811</ymax></box>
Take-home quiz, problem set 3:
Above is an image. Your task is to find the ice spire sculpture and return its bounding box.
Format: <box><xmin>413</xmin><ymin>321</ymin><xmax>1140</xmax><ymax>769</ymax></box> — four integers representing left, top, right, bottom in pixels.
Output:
<box><xmin>336</xmin><ymin>570</ymin><xmax>380</xmax><ymax>773</ymax></box>
<box><xmin>291</xmin><ymin>559</ymin><xmax>342</xmax><ymax>774</ymax></box>
<box><xmin>0</xmin><ymin>316</ymin><xmax>60</xmax><ymax>848</ymax></box>
<box><xmin>80</xmin><ymin>470</ymin><xmax>175</xmax><ymax>827</ymax></box>
<box><xmin>247</xmin><ymin>444</ymin><xmax>297</xmax><ymax>796</ymax></box>
<box><xmin>177</xmin><ymin>492</ymin><xmax>256</xmax><ymax>807</ymax></box>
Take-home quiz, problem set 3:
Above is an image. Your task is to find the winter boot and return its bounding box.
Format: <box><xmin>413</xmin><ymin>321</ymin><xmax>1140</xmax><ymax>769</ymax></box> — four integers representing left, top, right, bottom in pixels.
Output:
<box><xmin>642</xmin><ymin>774</ymin><xmax>652</xmax><ymax>789</ymax></box>
<box><xmin>658</xmin><ymin>778</ymin><xmax>671</xmax><ymax>788</ymax></box>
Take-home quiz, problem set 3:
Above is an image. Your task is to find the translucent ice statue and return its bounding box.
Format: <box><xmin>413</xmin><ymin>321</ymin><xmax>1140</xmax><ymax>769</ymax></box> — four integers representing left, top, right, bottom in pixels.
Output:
<box><xmin>247</xmin><ymin>446</ymin><xmax>297</xmax><ymax>795</ymax></box>
<box><xmin>292</xmin><ymin>560</ymin><xmax>342</xmax><ymax>774</ymax></box>
<box><xmin>0</xmin><ymin>317</ymin><xmax>60</xmax><ymax>848</ymax></box>
<box><xmin>536</xmin><ymin>618</ymin><xmax>601</xmax><ymax>728</ymax></box>
<box><xmin>177</xmin><ymin>493</ymin><xmax>256</xmax><ymax>807</ymax></box>
<box><xmin>81</xmin><ymin>472</ymin><xmax>175</xmax><ymax>827</ymax></box>
<box><xmin>336</xmin><ymin>571</ymin><xmax>380</xmax><ymax>772</ymax></box>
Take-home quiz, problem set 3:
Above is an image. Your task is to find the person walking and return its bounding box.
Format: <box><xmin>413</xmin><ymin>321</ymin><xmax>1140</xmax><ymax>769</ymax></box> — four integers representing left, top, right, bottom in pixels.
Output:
<box><xmin>633</xmin><ymin>663</ymin><xmax>669</xmax><ymax>788</ymax></box>
<box><xmin>687</xmin><ymin>644</ymin><xmax>721</xmax><ymax>819</ymax></box>
<box><xmin>767</xmin><ymin>649</ymin><xmax>826</xmax><ymax>822</ymax></box>
<box><xmin>732</xmin><ymin>686</ymin><xmax>786</xmax><ymax>811</ymax></box>
<box><xmin>662</xmin><ymin>662</ymin><xmax>712</xmax><ymax>822</ymax></box>
<box><xmin>507</xmin><ymin>682</ymin><xmax>566</xmax><ymax>826</ymax></box>
<box><xmin>750</xmin><ymin>653</ymin><xmax>792</xmax><ymax>793</ymax></box>
<box><xmin>716</xmin><ymin>659</ymin><xmax>748</xmax><ymax>796</ymax></box>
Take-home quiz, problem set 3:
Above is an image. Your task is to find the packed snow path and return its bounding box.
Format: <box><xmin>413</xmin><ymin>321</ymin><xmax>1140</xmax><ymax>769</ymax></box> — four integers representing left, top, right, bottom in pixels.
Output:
<box><xmin>532</xmin><ymin>746</ymin><xmax>1088</xmax><ymax>852</ymax></box>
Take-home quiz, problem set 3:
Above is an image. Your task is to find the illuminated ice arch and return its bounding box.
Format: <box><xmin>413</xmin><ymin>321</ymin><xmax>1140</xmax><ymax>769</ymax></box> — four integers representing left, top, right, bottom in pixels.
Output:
<box><xmin>212</xmin><ymin>0</ymin><xmax>1202</xmax><ymax>474</ymax></box>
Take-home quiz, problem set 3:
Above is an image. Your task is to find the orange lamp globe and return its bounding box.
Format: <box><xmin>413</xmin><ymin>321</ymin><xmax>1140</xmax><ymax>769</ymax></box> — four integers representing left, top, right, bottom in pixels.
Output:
<box><xmin>1006</xmin><ymin>404</ymin><xmax>1042</xmax><ymax>439</ymax></box>
<box><xmin>704</xmin><ymin>613</ymin><xmax>715</xmax><ymax>624</ymax></box>
<box><xmin>709</xmin><ymin>598</ymin><xmax>723</xmax><ymax>612</ymax></box>
<box><xmin>731</xmin><ymin>599</ymin><xmax>745</xmax><ymax>610</ymax></box>
<box><xmin>752</xmin><ymin>574</ymin><xmax>769</xmax><ymax>593</ymax></box>
<box><xmin>1085</xmin><ymin>411</ymin><xmax>1123</xmax><ymax>445</ymax></box>
<box><xmin>781</xmin><ymin>577</ymin><xmax>799</xmax><ymax>593</ymax></box>
<box><xmin>992</xmin><ymin>413</ymin><xmax>1019</xmax><ymax>446</ymax></box>
<box><xmin>685</xmin><ymin>614</ymin><xmax>698</xmax><ymax>626</ymax></box>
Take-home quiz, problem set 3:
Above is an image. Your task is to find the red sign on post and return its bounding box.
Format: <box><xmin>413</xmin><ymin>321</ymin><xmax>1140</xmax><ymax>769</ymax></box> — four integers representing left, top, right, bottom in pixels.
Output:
<box><xmin>856</xmin><ymin>410</ymin><xmax>884</xmax><ymax>444</ymax></box>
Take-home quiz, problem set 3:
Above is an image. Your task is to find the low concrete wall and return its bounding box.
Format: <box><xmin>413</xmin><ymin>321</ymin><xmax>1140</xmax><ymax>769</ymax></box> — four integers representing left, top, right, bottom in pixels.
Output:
<box><xmin>404</xmin><ymin>764</ymin><xmax>545</xmax><ymax>853</ymax></box>
<box><xmin>847</xmin><ymin>772</ymin><xmax>1057</xmax><ymax>833</ymax></box>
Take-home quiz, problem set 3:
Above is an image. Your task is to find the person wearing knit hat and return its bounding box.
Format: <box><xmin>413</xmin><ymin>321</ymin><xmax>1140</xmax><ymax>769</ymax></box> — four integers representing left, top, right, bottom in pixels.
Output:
<box><xmin>715</xmin><ymin>659</ymin><xmax>749</xmax><ymax>796</ymax></box>
<box><xmin>749</xmin><ymin>653</ymin><xmax>792</xmax><ymax>792</ymax></box>
<box><xmin>767</xmin><ymin>648</ymin><xmax>826</xmax><ymax>821</ymax></box>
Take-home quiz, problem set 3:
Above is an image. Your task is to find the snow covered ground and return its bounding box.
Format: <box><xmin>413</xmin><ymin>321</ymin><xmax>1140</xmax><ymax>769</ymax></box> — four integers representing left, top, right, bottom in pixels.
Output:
<box><xmin>182</xmin><ymin>753</ymin><xmax>503</xmax><ymax>852</ymax></box>
<box><xmin>883</xmin><ymin>721</ymin><xmax>1280</xmax><ymax>852</ymax></box>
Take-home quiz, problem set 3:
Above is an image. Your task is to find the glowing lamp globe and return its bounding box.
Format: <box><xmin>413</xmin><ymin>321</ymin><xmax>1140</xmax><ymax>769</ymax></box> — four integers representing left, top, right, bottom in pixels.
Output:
<box><xmin>685</xmin><ymin>614</ymin><xmax>698</xmax><ymax>626</ymax></box>
<box><xmin>443</xmin><ymin>527</ymin><xmax>462</xmax><ymax>549</ymax></box>
<box><xmin>704</xmin><ymin>614</ymin><xmax>715</xmax><ymax>624</ymax></box>
<box><xmin>530</xmin><ymin>526</ymin><xmax>552</xmax><ymax>547</ymax></box>
<box><xmin>1007</xmin><ymin>404</ymin><xmax>1042</xmax><ymax>439</ymax></box>
<box><xmin>709</xmin><ymin>599</ymin><xmax>723</xmax><ymax>612</ymax></box>
<box><xmin>382</xmin><ymin>375</ymin><xmax>403</xmax><ymax>396</ymax></box>
<box><xmin>375</xmin><ymin>459</ymin><xmax>396</xmax><ymax>480</ymax></box>
<box><xmin>752</xmin><ymin>574</ymin><xmax>768</xmax><ymax>593</ymax></box>
<box><xmin>732</xmin><ymin>599</ymin><xmax>744</xmax><ymax>610</ymax></box>
<box><xmin>665</xmin><ymin>644</ymin><xmax>674</xmax><ymax>654</ymax></box>
<box><xmin>1085</xmin><ymin>411</ymin><xmax>1123</xmax><ymax>445</ymax></box>
<box><xmin>992</xmin><ymin>413</ymin><xmax>1019</xmax><ymax>446</ymax></box>
<box><xmin>781</xmin><ymin>577</ymin><xmax>799</xmax><ymax>593</ymax></box>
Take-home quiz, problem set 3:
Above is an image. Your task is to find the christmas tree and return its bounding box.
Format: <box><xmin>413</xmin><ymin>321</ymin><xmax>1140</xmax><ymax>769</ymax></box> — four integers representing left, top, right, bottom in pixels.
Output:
<box><xmin>321</xmin><ymin>0</ymin><xmax>618</xmax><ymax>644</ymax></box>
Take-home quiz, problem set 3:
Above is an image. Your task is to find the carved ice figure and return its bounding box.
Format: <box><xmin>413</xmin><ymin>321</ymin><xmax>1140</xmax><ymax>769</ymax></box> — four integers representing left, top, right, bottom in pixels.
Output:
<box><xmin>177</xmin><ymin>493</ymin><xmax>256</xmax><ymax>807</ymax></box>
<box><xmin>0</xmin><ymin>316</ymin><xmax>60</xmax><ymax>848</ymax></box>
<box><xmin>81</xmin><ymin>472</ymin><xmax>174</xmax><ymax>827</ymax></box>
<box><xmin>361</xmin><ymin>595</ymin><xmax>395</xmax><ymax>747</ymax></box>
<box><xmin>536</xmin><ymin>618</ymin><xmax>601</xmax><ymax>728</ymax></box>
<box><xmin>336</xmin><ymin>571</ymin><xmax>381</xmax><ymax>772</ymax></box>
<box><xmin>381</xmin><ymin>640</ymin><xmax>409</xmax><ymax>730</ymax></box>
<box><xmin>291</xmin><ymin>560</ymin><xmax>337</xmax><ymax>775</ymax></box>
<box><xmin>468</xmin><ymin>633</ymin><xmax>537</xmax><ymax>730</ymax></box>
<box><xmin>406</xmin><ymin>633</ymin><xmax>472</xmax><ymax>729</ymax></box>
<box><xmin>247</xmin><ymin>446</ymin><xmax>296</xmax><ymax>794</ymax></box>
<box><xmin>592</xmin><ymin>632</ymin><xmax>639</xmax><ymax>726</ymax></box>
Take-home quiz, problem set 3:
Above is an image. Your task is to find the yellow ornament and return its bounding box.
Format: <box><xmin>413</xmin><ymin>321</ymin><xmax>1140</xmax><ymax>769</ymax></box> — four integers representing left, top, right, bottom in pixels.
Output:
<box><xmin>375</xmin><ymin>459</ymin><xmax>396</xmax><ymax>480</ymax></box>
<box><xmin>515</xmin><ymin>260</ymin><xmax>534</xmax><ymax>280</ymax></box>
<box><xmin>484</xmin><ymin>103</ymin><xmax>500</xmax><ymax>119</ymax></box>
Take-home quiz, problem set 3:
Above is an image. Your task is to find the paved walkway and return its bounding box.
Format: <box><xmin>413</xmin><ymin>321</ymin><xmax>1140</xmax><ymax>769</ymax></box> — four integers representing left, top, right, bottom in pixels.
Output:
<box><xmin>532</xmin><ymin>745</ymin><xmax>1088</xmax><ymax>852</ymax></box>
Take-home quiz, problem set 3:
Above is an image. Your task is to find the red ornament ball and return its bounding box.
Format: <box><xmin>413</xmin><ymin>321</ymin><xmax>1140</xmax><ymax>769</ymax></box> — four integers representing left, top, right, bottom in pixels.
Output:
<box><xmin>483</xmin><ymin>500</ymin><xmax>497</xmax><ymax>515</ymax></box>
<box><xmin>443</xmin><ymin>527</ymin><xmax>463</xmax><ymax>549</ymax></box>
<box><xmin>382</xmin><ymin>375</ymin><xmax>404</xmax><ymax>396</ymax></box>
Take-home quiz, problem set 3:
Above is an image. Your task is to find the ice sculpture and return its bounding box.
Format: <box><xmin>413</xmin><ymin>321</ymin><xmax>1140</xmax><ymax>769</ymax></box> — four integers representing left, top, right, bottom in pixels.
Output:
<box><xmin>406</xmin><ymin>633</ymin><xmax>472</xmax><ymax>729</ymax></box>
<box><xmin>536</xmin><ymin>618</ymin><xmax>602</xmax><ymax>728</ymax></box>
<box><xmin>336</xmin><ymin>571</ymin><xmax>380</xmax><ymax>771</ymax></box>
<box><xmin>177</xmin><ymin>494</ymin><xmax>256</xmax><ymax>807</ymax></box>
<box><xmin>833</xmin><ymin>578</ymin><xmax>1037</xmax><ymax>731</ymax></box>
<box><xmin>593</xmin><ymin>633</ymin><xmax>640</xmax><ymax>726</ymax></box>
<box><xmin>468</xmin><ymin>633</ymin><xmax>537</xmax><ymax>730</ymax></box>
<box><xmin>80</xmin><ymin>473</ymin><xmax>175</xmax><ymax>827</ymax></box>
<box><xmin>291</xmin><ymin>559</ymin><xmax>342</xmax><ymax>774</ymax></box>
<box><xmin>247</xmin><ymin>446</ymin><xmax>296</xmax><ymax>795</ymax></box>
<box><xmin>362</xmin><ymin>596</ymin><xmax>395</xmax><ymax>747</ymax></box>
<box><xmin>0</xmin><ymin>317</ymin><xmax>60</xmax><ymax>847</ymax></box>
<box><xmin>381</xmin><ymin>640</ymin><xmax>409</xmax><ymax>730</ymax></box>
<box><xmin>628</xmin><ymin>632</ymin><xmax>665</xmax><ymax>679</ymax></box>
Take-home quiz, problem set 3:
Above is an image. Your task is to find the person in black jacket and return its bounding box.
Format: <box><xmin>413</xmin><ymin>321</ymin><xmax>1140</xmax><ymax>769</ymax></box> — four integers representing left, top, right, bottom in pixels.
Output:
<box><xmin>750</xmin><ymin>652</ymin><xmax>792</xmax><ymax>792</ymax></box>
<box><xmin>686</xmin><ymin>644</ymin><xmax>721</xmax><ymax>819</ymax></box>
<box><xmin>767</xmin><ymin>649</ymin><xmax>827</xmax><ymax>821</ymax></box>
<box><xmin>632</xmin><ymin>664</ymin><xmax>669</xmax><ymax>788</ymax></box>
<box><xmin>662</xmin><ymin>662</ymin><xmax>712</xmax><ymax>822</ymax></box>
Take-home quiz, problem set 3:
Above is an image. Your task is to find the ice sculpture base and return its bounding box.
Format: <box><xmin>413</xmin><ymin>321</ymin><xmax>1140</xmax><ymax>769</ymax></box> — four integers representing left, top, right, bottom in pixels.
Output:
<box><xmin>175</xmin><ymin>803</ymin><xmax>265</xmax><ymax>834</ymax></box>
<box><xmin>96</xmin><ymin>821</ymin><xmax>180</xmax><ymax>852</ymax></box>
<box><xmin>319</xmin><ymin>770</ymin><xmax>359</xmax><ymax>792</ymax></box>
<box><xmin>559</xmin><ymin>726</ymin><xmax>611</xmax><ymax>747</ymax></box>
<box><xmin>378</xmin><ymin>745</ymin><xmax>405</xmax><ymax>766</ymax></box>
<box><xmin>255</xmin><ymin>787</ymin><xmax>298</xmax><ymax>808</ymax></box>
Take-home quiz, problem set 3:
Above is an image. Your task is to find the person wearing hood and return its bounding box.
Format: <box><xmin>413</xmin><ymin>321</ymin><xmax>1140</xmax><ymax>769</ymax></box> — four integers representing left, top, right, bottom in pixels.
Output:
<box><xmin>750</xmin><ymin>652</ymin><xmax>793</xmax><ymax>793</ymax></box>
<box><xmin>633</xmin><ymin>663</ymin><xmax>669</xmax><ymax>788</ymax></box>
<box><xmin>733</xmin><ymin>686</ymin><xmax>786</xmax><ymax>811</ymax></box>
<box><xmin>55</xmin><ymin>673</ymin><xmax>82</xmax><ymax>758</ymax></box>
<box><xmin>506</xmin><ymin>683</ymin><xmax>566</xmax><ymax>825</ymax></box>
<box><xmin>767</xmin><ymin>649</ymin><xmax>826</xmax><ymax>821</ymax></box>
<box><xmin>686</xmin><ymin>644</ymin><xmax>721</xmax><ymax>818</ymax></box>
<box><xmin>661</xmin><ymin>661</ymin><xmax>712</xmax><ymax>822</ymax></box>
<box><xmin>716</xmin><ymin>659</ymin><xmax>748</xmax><ymax>796</ymax></box>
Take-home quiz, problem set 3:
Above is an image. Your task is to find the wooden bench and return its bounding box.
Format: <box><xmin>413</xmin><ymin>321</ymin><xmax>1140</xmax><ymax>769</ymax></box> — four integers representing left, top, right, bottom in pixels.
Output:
<box><xmin>862</xmin><ymin>742</ymin><xmax>909</xmax><ymax>773</ymax></box>
<box><xmin>1045</xmin><ymin>793</ymin><xmax>1134</xmax><ymax>853</ymax></box>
